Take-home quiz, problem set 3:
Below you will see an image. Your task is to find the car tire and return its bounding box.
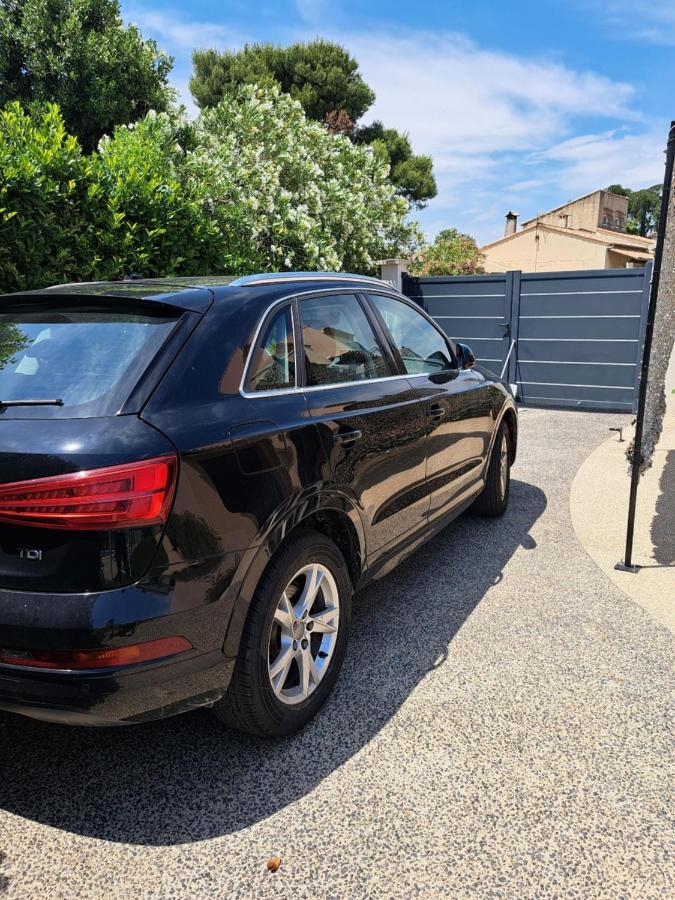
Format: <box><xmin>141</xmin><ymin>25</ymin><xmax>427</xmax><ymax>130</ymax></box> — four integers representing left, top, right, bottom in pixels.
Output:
<box><xmin>212</xmin><ymin>530</ymin><xmax>352</xmax><ymax>738</ymax></box>
<box><xmin>472</xmin><ymin>421</ymin><xmax>511</xmax><ymax>517</ymax></box>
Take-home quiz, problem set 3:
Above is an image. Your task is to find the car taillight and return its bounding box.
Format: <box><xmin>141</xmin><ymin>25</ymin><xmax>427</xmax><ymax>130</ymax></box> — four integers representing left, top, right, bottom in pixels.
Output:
<box><xmin>0</xmin><ymin>455</ymin><xmax>177</xmax><ymax>530</ymax></box>
<box><xmin>0</xmin><ymin>636</ymin><xmax>193</xmax><ymax>670</ymax></box>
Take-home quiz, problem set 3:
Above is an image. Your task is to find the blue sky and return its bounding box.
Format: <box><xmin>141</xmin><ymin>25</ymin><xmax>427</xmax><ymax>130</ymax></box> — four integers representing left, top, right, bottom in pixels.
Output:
<box><xmin>121</xmin><ymin>0</ymin><xmax>674</xmax><ymax>245</ymax></box>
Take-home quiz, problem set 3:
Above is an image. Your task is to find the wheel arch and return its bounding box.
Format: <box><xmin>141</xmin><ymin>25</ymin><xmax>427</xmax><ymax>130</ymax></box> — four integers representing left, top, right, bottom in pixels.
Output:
<box><xmin>480</xmin><ymin>397</ymin><xmax>518</xmax><ymax>486</ymax></box>
<box><xmin>501</xmin><ymin>404</ymin><xmax>518</xmax><ymax>464</ymax></box>
<box><xmin>222</xmin><ymin>490</ymin><xmax>365</xmax><ymax>658</ymax></box>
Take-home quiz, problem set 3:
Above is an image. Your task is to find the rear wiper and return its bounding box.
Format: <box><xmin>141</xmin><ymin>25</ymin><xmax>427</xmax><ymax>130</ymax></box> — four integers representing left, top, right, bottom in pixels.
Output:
<box><xmin>0</xmin><ymin>398</ymin><xmax>63</xmax><ymax>408</ymax></box>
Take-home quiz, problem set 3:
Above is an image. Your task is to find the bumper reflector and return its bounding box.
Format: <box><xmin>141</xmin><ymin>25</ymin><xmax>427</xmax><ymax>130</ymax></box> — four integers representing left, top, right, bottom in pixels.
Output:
<box><xmin>0</xmin><ymin>636</ymin><xmax>193</xmax><ymax>670</ymax></box>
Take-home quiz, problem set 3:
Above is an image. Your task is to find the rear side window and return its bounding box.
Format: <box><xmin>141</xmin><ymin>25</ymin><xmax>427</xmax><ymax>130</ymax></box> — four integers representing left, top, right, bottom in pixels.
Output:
<box><xmin>0</xmin><ymin>307</ymin><xmax>178</xmax><ymax>417</ymax></box>
<box><xmin>299</xmin><ymin>294</ymin><xmax>389</xmax><ymax>386</ymax></box>
<box><xmin>246</xmin><ymin>305</ymin><xmax>296</xmax><ymax>392</ymax></box>
<box><xmin>368</xmin><ymin>294</ymin><xmax>455</xmax><ymax>374</ymax></box>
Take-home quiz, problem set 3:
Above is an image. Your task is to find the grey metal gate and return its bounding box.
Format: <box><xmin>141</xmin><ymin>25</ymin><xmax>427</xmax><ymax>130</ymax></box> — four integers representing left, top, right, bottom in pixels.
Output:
<box><xmin>402</xmin><ymin>264</ymin><xmax>652</xmax><ymax>412</ymax></box>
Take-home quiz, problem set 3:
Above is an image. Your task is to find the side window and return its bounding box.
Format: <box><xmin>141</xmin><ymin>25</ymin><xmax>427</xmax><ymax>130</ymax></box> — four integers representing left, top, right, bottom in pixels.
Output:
<box><xmin>246</xmin><ymin>304</ymin><xmax>295</xmax><ymax>392</ymax></box>
<box><xmin>299</xmin><ymin>294</ymin><xmax>390</xmax><ymax>386</ymax></box>
<box><xmin>368</xmin><ymin>294</ymin><xmax>455</xmax><ymax>375</ymax></box>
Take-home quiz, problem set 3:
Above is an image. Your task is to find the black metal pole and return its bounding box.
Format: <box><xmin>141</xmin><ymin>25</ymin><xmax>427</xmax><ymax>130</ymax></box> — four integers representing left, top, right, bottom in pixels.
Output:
<box><xmin>616</xmin><ymin>120</ymin><xmax>675</xmax><ymax>573</ymax></box>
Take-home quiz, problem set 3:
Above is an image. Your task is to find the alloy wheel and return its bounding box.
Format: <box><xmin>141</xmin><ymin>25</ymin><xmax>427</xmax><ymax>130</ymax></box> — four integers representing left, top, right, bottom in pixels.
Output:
<box><xmin>499</xmin><ymin>432</ymin><xmax>509</xmax><ymax>498</ymax></box>
<box><xmin>267</xmin><ymin>563</ymin><xmax>340</xmax><ymax>705</ymax></box>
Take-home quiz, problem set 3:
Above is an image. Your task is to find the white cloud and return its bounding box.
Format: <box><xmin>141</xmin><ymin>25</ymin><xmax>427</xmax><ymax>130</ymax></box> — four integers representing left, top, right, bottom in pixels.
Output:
<box><xmin>577</xmin><ymin>1</ymin><xmax>675</xmax><ymax>45</ymax></box>
<box><xmin>540</xmin><ymin>128</ymin><xmax>667</xmax><ymax>193</ymax></box>
<box><xmin>294</xmin><ymin>0</ymin><xmax>333</xmax><ymax>26</ymax></box>
<box><xmin>341</xmin><ymin>29</ymin><xmax>635</xmax><ymax>161</ymax></box>
<box><xmin>124</xmin><ymin>5</ymin><xmax>241</xmax><ymax>52</ymax></box>
<box><xmin>122</xmin><ymin>4</ymin><xmax>245</xmax><ymax>112</ymax></box>
<box><xmin>321</xmin><ymin>28</ymin><xmax>653</xmax><ymax>241</ymax></box>
<box><xmin>505</xmin><ymin>179</ymin><xmax>546</xmax><ymax>192</ymax></box>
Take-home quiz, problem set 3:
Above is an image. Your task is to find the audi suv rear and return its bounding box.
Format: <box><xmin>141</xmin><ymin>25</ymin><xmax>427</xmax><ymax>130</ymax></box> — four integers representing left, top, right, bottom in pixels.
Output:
<box><xmin>0</xmin><ymin>273</ymin><xmax>516</xmax><ymax>735</ymax></box>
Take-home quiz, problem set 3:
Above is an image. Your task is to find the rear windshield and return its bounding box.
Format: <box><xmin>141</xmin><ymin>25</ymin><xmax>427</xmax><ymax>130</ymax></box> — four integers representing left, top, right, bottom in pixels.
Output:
<box><xmin>0</xmin><ymin>307</ymin><xmax>178</xmax><ymax>417</ymax></box>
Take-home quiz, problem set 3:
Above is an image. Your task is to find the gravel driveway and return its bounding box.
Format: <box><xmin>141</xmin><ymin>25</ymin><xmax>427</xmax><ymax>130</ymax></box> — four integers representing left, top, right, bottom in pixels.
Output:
<box><xmin>0</xmin><ymin>408</ymin><xmax>672</xmax><ymax>899</ymax></box>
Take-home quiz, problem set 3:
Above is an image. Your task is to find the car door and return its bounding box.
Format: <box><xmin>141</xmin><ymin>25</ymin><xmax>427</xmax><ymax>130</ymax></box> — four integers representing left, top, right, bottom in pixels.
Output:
<box><xmin>297</xmin><ymin>291</ymin><xmax>429</xmax><ymax>562</ymax></box>
<box><xmin>365</xmin><ymin>292</ymin><xmax>494</xmax><ymax>526</ymax></box>
<box><xmin>146</xmin><ymin>297</ymin><xmax>327</xmax><ymax>560</ymax></box>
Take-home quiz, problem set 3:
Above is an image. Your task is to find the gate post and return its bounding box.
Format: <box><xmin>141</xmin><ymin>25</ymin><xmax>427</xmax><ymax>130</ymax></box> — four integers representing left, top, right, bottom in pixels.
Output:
<box><xmin>505</xmin><ymin>270</ymin><xmax>521</xmax><ymax>396</ymax></box>
<box><xmin>634</xmin><ymin>261</ymin><xmax>654</xmax><ymax>414</ymax></box>
<box><xmin>379</xmin><ymin>258</ymin><xmax>410</xmax><ymax>292</ymax></box>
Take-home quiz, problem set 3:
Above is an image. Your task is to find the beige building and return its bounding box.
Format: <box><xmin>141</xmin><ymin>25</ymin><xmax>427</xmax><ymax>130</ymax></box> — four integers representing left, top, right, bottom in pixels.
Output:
<box><xmin>481</xmin><ymin>190</ymin><xmax>655</xmax><ymax>272</ymax></box>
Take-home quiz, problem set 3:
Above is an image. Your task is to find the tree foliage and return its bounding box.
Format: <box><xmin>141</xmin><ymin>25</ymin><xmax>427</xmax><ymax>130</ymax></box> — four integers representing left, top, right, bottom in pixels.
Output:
<box><xmin>191</xmin><ymin>40</ymin><xmax>375</xmax><ymax>122</ymax></box>
<box><xmin>93</xmin><ymin>113</ymin><xmax>223</xmax><ymax>279</ymax></box>
<box><xmin>354</xmin><ymin>121</ymin><xmax>436</xmax><ymax>208</ymax></box>
<box><xmin>0</xmin><ymin>323</ymin><xmax>30</xmax><ymax>372</ymax></box>
<box><xmin>0</xmin><ymin>102</ymin><xmax>100</xmax><ymax>290</ymax></box>
<box><xmin>190</xmin><ymin>40</ymin><xmax>436</xmax><ymax>207</ymax></box>
<box><xmin>0</xmin><ymin>102</ymin><xmax>221</xmax><ymax>290</ymax></box>
<box><xmin>0</xmin><ymin>89</ymin><xmax>419</xmax><ymax>292</ymax></box>
<box><xmin>607</xmin><ymin>183</ymin><xmax>662</xmax><ymax>236</ymax></box>
<box><xmin>0</xmin><ymin>0</ymin><xmax>173</xmax><ymax>151</ymax></box>
<box><xmin>409</xmin><ymin>228</ymin><xmax>485</xmax><ymax>276</ymax></box>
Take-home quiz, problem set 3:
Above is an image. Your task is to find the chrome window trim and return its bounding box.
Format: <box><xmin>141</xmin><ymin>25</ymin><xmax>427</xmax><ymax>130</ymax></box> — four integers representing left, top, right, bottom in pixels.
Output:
<box><xmin>240</xmin><ymin>297</ymin><xmax>299</xmax><ymax>396</ymax></box>
<box><xmin>239</xmin><ymin>286</ymin><xmax>458</xmax><ymax>398</ymax></box>
<box><xmin>241</xmin><ymin>371</ymin><xmax>434</xmax><ymax>399</ymax></box>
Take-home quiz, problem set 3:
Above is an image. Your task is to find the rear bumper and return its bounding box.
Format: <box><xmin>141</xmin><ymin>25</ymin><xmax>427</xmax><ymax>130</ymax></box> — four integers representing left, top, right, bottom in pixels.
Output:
<box><xmin>0</xmin><ymin>574</ymin><xmax>238</xmax><ymax>726</ymax></box>
<box><xmin>0</xmin><ymin>649</ymin><xmax>235</xmax><ymax>726</ymax></box>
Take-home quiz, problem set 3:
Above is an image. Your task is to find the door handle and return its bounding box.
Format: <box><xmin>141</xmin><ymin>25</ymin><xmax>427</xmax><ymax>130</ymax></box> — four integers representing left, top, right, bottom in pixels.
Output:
<box><xmin>427</xmin><ymin>404</ymin><xmax>444</xmax><ymax>422</ymax></box>
<box><xmin>333</xmin><ymin>429</ymin><xmax>362</xmax><ymax>446</ymax></box>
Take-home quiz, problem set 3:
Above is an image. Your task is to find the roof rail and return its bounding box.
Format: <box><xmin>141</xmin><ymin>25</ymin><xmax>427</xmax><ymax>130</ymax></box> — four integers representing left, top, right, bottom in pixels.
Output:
<box><xmin>229</xmin><ymin>271</ymin><xmax>391</xmax><ymax>288</ymax></box>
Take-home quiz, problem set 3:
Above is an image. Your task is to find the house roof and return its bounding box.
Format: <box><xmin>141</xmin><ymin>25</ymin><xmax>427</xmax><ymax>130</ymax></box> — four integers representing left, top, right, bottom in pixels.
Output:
<box><xmin>606</xmin><ymin>247</ymin><xmax>654</xmax><ymax>262</ymax></box>
<box><xmin>593</xmin><ymin>227</ymin><xmax>655</xmax><ymax>247</ymax></box>
<box><xmin>481</xmin><ymin>221</ymin><xmax>655</xmax><ymax>254</ymax></box>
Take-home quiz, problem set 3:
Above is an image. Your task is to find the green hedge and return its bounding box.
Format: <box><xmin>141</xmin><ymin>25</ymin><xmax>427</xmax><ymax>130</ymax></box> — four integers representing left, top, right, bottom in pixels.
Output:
<box><xmin>0</xmin><ymin>93</ymin><xmax>418</xmax><ymax>293</ymax></box>
<box><xmin>0</xmin><ymin>103</ymin><xmax>99</xmax><ymax>291</ymax></box>
<box><xmin>0</xmin><ymin>103</ymin><xmax>222</xmax><ymax>292</ymax></box>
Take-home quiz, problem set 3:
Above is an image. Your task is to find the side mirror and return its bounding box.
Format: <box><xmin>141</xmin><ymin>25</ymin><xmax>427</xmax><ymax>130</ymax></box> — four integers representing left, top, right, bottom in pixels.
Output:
<box><xmin>456</xmin><ymin>342</ymin><xmax>476</xmax><ymax>370</ymax></box>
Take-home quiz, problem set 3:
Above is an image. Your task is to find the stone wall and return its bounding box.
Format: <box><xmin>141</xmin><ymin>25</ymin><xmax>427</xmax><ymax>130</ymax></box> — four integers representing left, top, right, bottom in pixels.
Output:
<box><xmin>640</xmin><ymin>133</ymin><xmax>675</xmax><ymax>471</ymax></box>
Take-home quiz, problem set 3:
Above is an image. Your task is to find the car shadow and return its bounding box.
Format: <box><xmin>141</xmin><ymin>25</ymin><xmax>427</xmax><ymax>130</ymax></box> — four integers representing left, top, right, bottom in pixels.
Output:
<box><xmin>0</xmin><ymin>478</ymin><xmax>546</xmax><ymax>846</ymax></box>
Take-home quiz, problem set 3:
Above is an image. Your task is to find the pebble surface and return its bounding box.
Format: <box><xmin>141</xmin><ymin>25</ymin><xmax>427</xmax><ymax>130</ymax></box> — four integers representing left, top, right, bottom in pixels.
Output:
<box><xmin>0</xmin><ymin>408</ymin><xmax>672</xmax><ymax>899</ymax></box>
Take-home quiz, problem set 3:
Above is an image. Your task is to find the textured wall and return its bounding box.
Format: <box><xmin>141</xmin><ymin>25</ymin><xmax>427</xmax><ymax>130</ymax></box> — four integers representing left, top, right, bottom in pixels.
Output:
<box><xmin>640</xmin><ymin>140</ymin><xmax>675</xmax><ymax>471</ymax></box>
<box><xmin>482</xmin><ymin>226</ymin><xmax>606</xmax><ymax>273</ymax></box>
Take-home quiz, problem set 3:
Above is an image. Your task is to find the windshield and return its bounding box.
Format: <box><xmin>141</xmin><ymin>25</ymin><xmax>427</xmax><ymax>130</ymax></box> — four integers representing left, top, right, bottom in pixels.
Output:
<box><xmin>0</xmin><ymin>307</ymin><xmax>178</xmax><ymax>417</ymax></box>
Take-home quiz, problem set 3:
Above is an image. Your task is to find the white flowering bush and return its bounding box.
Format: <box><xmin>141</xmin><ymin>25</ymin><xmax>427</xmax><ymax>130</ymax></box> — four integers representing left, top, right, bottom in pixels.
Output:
<box><xmin>0</xmin><ymin>86</ymin><xmax>420</xmax><ymax>291</ymax></box>
<box><xmin>187</xmin><ymin>84</ymin><xmax>420</xmax><ymax>273</ymax></box>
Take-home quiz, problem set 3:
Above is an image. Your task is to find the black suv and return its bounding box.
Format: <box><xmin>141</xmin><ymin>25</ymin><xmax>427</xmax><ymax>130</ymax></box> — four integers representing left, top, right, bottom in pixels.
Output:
<box><xmin>0</xmin><ymin>272</ymin><xmax>516</xmax><ymax>736</ymax></box>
